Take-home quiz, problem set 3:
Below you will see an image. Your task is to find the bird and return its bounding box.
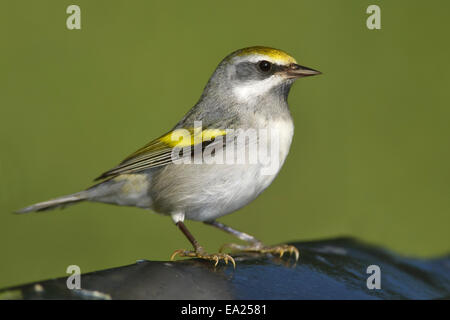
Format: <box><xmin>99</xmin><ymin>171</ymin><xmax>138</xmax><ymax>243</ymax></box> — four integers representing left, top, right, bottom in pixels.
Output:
<box><xmin>17</xmin><ymin>46</ymin><xmax>321</xmax><ymax>267</ymax></box>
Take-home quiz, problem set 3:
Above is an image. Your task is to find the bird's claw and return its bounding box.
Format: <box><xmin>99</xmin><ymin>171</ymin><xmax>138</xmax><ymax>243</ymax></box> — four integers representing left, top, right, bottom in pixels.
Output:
<box><xmin>170</xmin><ymin>248</ymin><xmax>236</xmax><ymax>268</ymax></box>
<box><xmin>220</xmin><ymin>243</ymin><xmax>299</xmax><ymax>261</ymax></box>
<box><xmin>263</xmin><ymin>244</ymin><xmax>300</xmax><ymax>261</ymax></box>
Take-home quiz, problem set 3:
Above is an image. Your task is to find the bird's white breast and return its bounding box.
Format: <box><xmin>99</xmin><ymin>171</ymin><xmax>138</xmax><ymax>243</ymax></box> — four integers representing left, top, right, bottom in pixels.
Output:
<box><xmin>254</xmin><ymin>115</ymin><xmax>294</xmax><ymax>192</ymax></box>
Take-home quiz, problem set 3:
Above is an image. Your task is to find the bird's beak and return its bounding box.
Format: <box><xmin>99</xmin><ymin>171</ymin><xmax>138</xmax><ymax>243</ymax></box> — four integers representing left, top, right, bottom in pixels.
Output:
<box><xmin>284</xmin><ymin>63</ymin><xmax>321</xmax><ymax>78</ymax></box>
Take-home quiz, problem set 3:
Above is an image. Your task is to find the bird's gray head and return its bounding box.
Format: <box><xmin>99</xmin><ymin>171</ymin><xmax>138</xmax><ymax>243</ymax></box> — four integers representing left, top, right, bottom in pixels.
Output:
<box><xmin>202</xmin><ymin>46</ymin><xmax>321</xmax><ymax>104</ymax></box>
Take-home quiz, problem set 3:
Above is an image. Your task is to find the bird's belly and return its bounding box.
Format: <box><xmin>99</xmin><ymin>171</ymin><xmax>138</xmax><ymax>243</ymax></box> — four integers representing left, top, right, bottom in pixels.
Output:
<box><xmin>151</xmin><ymin>163</ymin><xmax>268</xmax><ymax>221</ymax></box>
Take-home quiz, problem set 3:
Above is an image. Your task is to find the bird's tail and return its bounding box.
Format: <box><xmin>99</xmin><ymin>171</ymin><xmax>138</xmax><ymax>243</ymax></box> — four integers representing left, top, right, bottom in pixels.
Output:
<box><xmin>15</xmin><ymin>191</ymin><xmax>88</xmax><ymax>214</ymax></box>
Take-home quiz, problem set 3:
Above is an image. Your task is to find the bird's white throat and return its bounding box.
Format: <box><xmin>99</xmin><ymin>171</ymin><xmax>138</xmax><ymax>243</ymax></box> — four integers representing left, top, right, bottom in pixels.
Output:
<box><xmin>232</xmin><ymin>75</ymin><xmax>285</xmax><ymax>103</ymax></box>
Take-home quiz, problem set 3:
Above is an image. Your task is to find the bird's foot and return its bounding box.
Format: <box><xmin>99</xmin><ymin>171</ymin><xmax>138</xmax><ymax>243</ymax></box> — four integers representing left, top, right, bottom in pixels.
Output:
<box><xmin>170</xmin><ymin>247</ymin><xmax>236</xmax><ymax>268</ymax></box>
<box><xmin>220</xmin><ymin>243</ymin><xmax>299</xmax><ymax>261</ymax></box>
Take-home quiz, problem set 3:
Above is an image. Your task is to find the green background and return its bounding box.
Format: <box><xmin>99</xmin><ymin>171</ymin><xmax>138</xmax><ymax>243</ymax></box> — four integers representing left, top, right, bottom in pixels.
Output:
<box><xmin>1</xmin><ymin>0</ymin><xmax>449</xmax><ymax>289</ymax></box>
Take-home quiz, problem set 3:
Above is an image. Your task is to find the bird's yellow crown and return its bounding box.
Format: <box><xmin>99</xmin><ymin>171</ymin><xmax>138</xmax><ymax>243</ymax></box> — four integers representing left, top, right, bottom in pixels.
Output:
<box><xmin>235</xmin><ymin>46</ymin><xmax>297</xmax><ymax>65</ymax></box>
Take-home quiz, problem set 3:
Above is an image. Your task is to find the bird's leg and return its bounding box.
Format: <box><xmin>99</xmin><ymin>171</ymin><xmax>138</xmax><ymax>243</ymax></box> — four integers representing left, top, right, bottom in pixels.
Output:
<box><xmin>170</xmin><ymin>221</ymin><xmax>235</xmax><ymax>268</ymax></box>
<box><xmin>204</xmin><ymin>220</ymin><xmax>299</xmax><ymax>261</ymax></box>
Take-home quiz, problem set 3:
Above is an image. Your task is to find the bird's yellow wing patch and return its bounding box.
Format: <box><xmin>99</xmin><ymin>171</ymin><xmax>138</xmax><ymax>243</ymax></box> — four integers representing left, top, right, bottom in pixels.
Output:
<box><xmin>95</xmin><ymin>128</ymin><xmax>227</xmax><ymax>180</ymax></box>
<box><xmin>159</xmin><ymin>128</ymin><xmax>227</xmax><ymax>148</ymax></box>
<box><xmin>124</xmin><ymin>128</ymin><xmax>226</xmax><ymax>160</ymax></box>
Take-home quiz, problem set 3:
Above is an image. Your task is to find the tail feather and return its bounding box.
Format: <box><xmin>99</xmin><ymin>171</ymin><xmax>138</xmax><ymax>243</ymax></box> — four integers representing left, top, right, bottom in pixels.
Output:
<box><xmin>15</xmin><ymin>191</ymin><xmax>87</xmax><ymax>214</ymax></box>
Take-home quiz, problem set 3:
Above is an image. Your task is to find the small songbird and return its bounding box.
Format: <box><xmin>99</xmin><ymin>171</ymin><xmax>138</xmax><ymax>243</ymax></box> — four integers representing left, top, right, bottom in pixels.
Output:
<box><xmin>17</xmin><ymin>46</ymin><xmax>321</xmax><ymax>267</ymax></box>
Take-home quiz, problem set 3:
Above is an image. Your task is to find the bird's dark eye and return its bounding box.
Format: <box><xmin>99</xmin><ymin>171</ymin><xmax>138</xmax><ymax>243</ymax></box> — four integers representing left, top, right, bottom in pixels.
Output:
<box><xmin>258</xmin><ymin>60</ymin><xmax>272</xmax><ymax>72</ymax></box>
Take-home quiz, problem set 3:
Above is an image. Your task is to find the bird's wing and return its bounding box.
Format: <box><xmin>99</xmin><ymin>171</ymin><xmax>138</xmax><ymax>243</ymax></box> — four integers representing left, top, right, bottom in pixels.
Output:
<box><xmin>94</xmin><ymin>128</ymin><xmax>227</xmax><ymax>181</ymax></box>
